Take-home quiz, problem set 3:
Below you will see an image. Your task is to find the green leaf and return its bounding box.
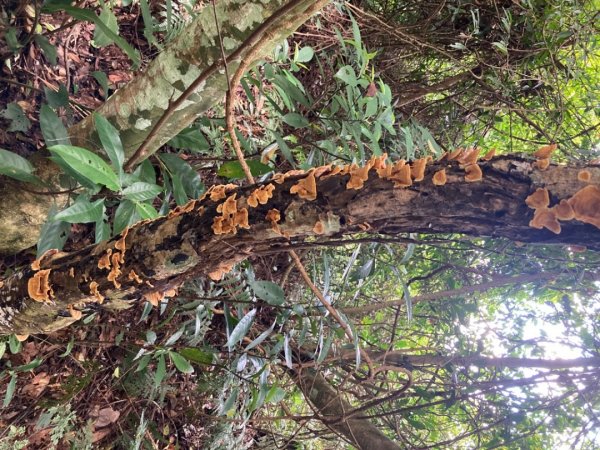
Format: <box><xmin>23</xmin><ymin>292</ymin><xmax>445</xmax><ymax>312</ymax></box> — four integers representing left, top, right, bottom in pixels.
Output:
<box><xmin>44</xmin><ymin>84</ymin><xmax>69</xmax><ymax>108</ymax></box>
<box><xmin>217</xmin><ymin>160</ymin><xmax>272</xmax><ymax>180</ymax></box>
<box><xmin>227</xmin><ymin>309</ymin><xmax>257</xmax><ymax>350</ymax></box>
<box><xmin>40</xmin><ymin>105</ymin><xmax>70</xmax><ymax>146</ymax></box>
<box><xmin>265</xmin><ymin>385</ymin><xmax>286</xmax><ymax>404</ymax></box>
<box><xmin>159</xmin><ymin>153</ymin><xmax>203</xmax><ymax>199</ymax></box>
<box><xmin>168</xmin><ymin>127</ymin><xmax>210</xmax><ymax>152</ymax></box>
<box><xmin>335</xmin><ymin>66</ymin><xmax>358</xmax><ymax>87</ymax></box>
<box><xmin>113</xmin><ymin>200</ymin><xmax>139</xmax><ymax>235</ymax></box>
<box><xmin>0</xmin><ymin>148</ymin><xmax>42</xmax><ymax>184</ymax></box>
<box><xmin>92</xmin><ymin>5</ymin><xmax>119</xmax><ymax>48</ymax></box>
<box><xmin>295</xmin><ymin>46</ymin><xmax>314</xmax><ymax>63</ymax></box>
<box><xmin>122</xmin><ymin>182</ymin><xmax>162</xmax><ymax>201</ymax></box>
<box><xmin>34</xmin><ymin>34</ymin><xmax>58</xmax><ymax>65</ymax></box>
<box><xmin>178</xmin><ymin>348</ymin><xmax>214</xmax><ymax>365</ymax></box>
<box><xmin>154</xmin><ymin>354</ymin><xmax>166</xmax><ymax>386</ymax></box>
<box><xmin>42</xmin><ymin>5</ymin><xmax>140</xmax><ymax>68</ymax></box>
<box><xmin>250</xmin><ymin>281</ymin><xmax>285</xmax><ymax>306</ymax></box>
<box><xmin>59</xmin><ymin>337</ymin><xmax>75</xmax><ymax>358</ymax></box>
<box><xmin>246</xmin><ymin>321</ymin><xmax>276</xmax><ymax>351</ymax></box>
<box><xmin>134</xmin><ymin>160</ymin><xmax>156</xmax><ymax>184</ymax></box>
<box><xmin>0</xmin><ymin>102</ymin><xmax>31</xmax><ymax>132</ymax></box>
<box><xmin>92</xmin><ymin>71</ymin><xmax>109</xmax><ymax>99</ymax></box>
<box><xmin>95</xmin><ymin>218</ymin><xmax>111</xmax><ymax>243</ymax></box>
<box><xmin>220</xmin><ymin>387</ymin><xmax>239</xmax><ymax>415</ymax></box>
<box><xmin>169</xmin><ymin>351</ymin><xmax>194</xmax><ymax>374</ymax></box>
<box><xmin>94</xmin><ymin>114</ymin><xmax>124</xmax><ymax>173</ymax></box>
<box><xmin>3</xmin><ymin>373</ymin><xmax>17</xmax><ymax>407</ymax></box>
<box><xmin>0</xmin><ymin>341</ymin><xmax>5</xmax><ymax>360</ymax></box>
<box><xmin>282</xmin><ymin>112</ymin><xmax>309</xmax><ymax>128</ymax></box>
<box><xmin>37</xmin><ymin>207</ymin><xmax>71</xmax><ymax>257</ymax></box>
<box><xmin>54</xmin><ymin>198</ymin><xmax>105</xmax><ymax>223</ymax></box>
<box><xmin>134</xmin><ymin>201</ymin><xmax>158</xmax><ymax>219</ymax></box>
<box><xmin>49</xmin><ymin>145</ymin><xmax>120</xmax><ymax>191</ymax></box>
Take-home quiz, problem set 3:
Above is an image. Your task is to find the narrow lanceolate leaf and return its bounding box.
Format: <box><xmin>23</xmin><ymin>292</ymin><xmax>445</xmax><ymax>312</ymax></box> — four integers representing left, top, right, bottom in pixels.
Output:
<box><xmin>37</xmin><ymin>207</ymin><xmax>70</xmax><ymax>257</ymax></box>
<box><xmin>284</xmin><ymin>333</ymin><xmax>293</xmax><ymax>369</ymax></box>
<box><xmin>0</xmin><ymin>148</ymin><xmax>42</xmax><ymax>184</ymax></box>
<box><xmin>169</xmin><ymin>351</ymin><xmax>194</xmax><ymax>374</ymax></box>
<box><xmin>227</xmin><ymin>309</ymin><xmax>257</xmax><ymax>350</ymax></box>
<box><xmin>54</xmin><ymin>198</ymin><xmax>105</xmax><ymax>224</ymax></box>
<box><xmin>95</xmin><ymin>114</ymin><xmax>125</xmax><ymax>173</ymax></box>
<box><xmin>49</xmin><ymin>145</ymin><xmax>120</xmax><ymax>191</ymax></box>
<box><xmin>250</xmin><ymin>280</ymin><xmax>285</xmax><ymax>306</ymax></box>
<box><xmin>3</xmin><ymin>373</ymin><xmax>17</xmax><ymax>407</ymax></box>
<box><xmin>246</xmin><ymin>321</ymin><xmax>276</xmax><ymax>351</ymax></box>
<box><xmin>122</xmin><ymin>182</ymin><xmax>162</xmax><ymax>201</ymax></box>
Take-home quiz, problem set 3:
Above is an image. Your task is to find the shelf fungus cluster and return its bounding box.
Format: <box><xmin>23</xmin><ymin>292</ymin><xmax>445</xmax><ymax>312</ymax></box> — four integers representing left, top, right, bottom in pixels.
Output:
<box><xmin>533</xmin><ymin>144</ymin><xmax>557</xmax><ymax>171</ymax></box>
<box><xmin>526</xmin><ymin>184</ymin><xmax>600</xmax><ymax>234</ymax></box>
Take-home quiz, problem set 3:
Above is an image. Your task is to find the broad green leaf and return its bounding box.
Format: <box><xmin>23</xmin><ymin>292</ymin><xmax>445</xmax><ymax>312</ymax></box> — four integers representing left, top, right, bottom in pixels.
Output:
<box><xmin>134</xmin><ymin>159</ymin><xmax>156</xmax><ymax>184</ymax></box>
<box><xmin>217</xmin><ymin>160</ymin><xmax>272</xmax><ymax>180</ymax></box>
<box><xmin>0</xmin><ymin>148</ymin><xmax>42</xmax><ymax>184</ymax></box>
<box><xmin>169</xmin><ymin>351</ymin><xmax>194</xmax><ymax>374</ymax></box>
<box><xmin>295</xmin><ymin>46</ymin><xmax>314</xmax><ymax>63</ymax></box>
<box><xmin>49</xmin><ymin>145</ymin><xmax>120</xmax><ymax>191</ymax></box>
<box><xmin>37</xmin><ymin>207</ymin><xmax>70</xmax><ymax>256</ymax></box>
<box><xmin>251</xmin><ymin>281</ymin><xmax>285</xmax><ymax>306</ymax></box>
<box><xmin>95</xmin><ymin>114</ymin><xmax>124</xmax><ymax>173</ymax></box>
<box><xmin>335</xmin><ymin>65</ymin><xmax>358</xmax><ymax>87</ymax></box>
<box><xmin>178</xmin><ymin>348</ymin><xmax>213</xmax><ymax>365</ymax></box>
<box><xmin>40</xmin><ymin>105</ymin><xmax>70</xmax><ymax>146</ymax></box>
<box><xmin>3</xmin><ymin>373</ymin><xmax>17</xmax><ymax>407</ymax></box>
<box><xmin>95</xmin><ymin>218</ymin><xmax>111</xmax><ymax>243</ymax></box>
<box><xmin>122</xmin><ymin>182</ymin><xmax>162</xmax><ymax>201</ymax></box>
<box><xmin>92</xmin><ymin>6</ymin><xmax>119</xmax><ymax>47</ymax></box>
<box><xmin>0</xmin><ymin>102</ymin><xmax>31</xmax><ymax>132</ymax></box>
<box><xmin>134</xmin><ymin>201</ymin><xmax>159</xmax><ymax>220</ymax></box>
<box><xmin>168</xmin><ymin>127</ymin><xmax>210</xmax><ymax>152</ymax></box>
<box><xmin>227</xmin><ymin>309</ymin><xmax>257</xmax><ymax>350</ymax></box>
<box><xmin>282</xmin><ymin>112</ymin><xmax>309</xmax><ymax>128</ymax></box>
<box><xmin>44</xmin><ymin>84</ymin><xmax>69</xmax><ymax>108</ymax></box>
<box><xmin>265</xmin><ymin>385</ymin><xmax>286</xmax><ymax>404</ymax></box>
<box><xmin>54</xmin><ymin>198</ymin><xmax>105</xmax><ymax>223</ymax></box>
<box><xmin>34</xmin><ymin>34</ymin><xmax>57</xmax><ymax>65</ymax></box>
<box><xmin>171</xmin><ymin>173</ymin><xmax>187</xmax><ymax>206</ymax></box>
<box><xmin>113</xmin><ymin>200</ymin><xmax>139</xmax><ymax>235</ymax></box>
<box><xmin>159</xmin><ymin>153</ymin><xmax>203</xmax><ymax>200</ymax></box>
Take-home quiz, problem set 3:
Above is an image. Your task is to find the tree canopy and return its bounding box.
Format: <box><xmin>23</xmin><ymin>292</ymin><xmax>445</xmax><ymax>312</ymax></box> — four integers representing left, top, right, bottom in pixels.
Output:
<box><xmin>0</xmin><ymin>0</ymin><xmax>599</xmax><ymax>448</ymax></box>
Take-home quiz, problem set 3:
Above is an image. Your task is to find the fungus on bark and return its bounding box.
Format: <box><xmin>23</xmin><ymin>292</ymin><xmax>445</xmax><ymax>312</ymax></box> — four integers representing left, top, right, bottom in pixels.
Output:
<box><xmin>347</xmin><ymin>162</ymin><xmax>373</xmax><ymax>190</ymax></box>
<box><xmin>248</xmin><ymin>184</ymin><xmax>275</xmax><ymax>207</ymax></box>
<box><xmin>410</xmin><ymin>158</ymin><xmax>428</xmax><ymax>182</ymax></box>
<box><xmin>128</xmin><ymin>270</ymin><xmax>143</xmax><ymax>284</ymax></box>
<box><xmin>457</xmin><ymin>148</ymin><xmax>479</xmax><ymax>166</ymax></box>
<box><xmin>388</xmin><ymin>160</ymin><xmax>412</xmax><ymax>188</ymax></box>
<box><xmin>529</xmin><ymin>208</ymin><xmax>561</xmax><ymax>234</ymax></box>
<box><xmin>68</xmin><ymin>305</ymin><xmax>82</xmax><ymax>320</ymax></box>
<box><xmin>290</xmin><ymin>171</ymin><xmax>317</xmax><ymax>200</ymax></box>
<box><xmin>27</xmin><ymin>269</ymin><xmax>53</xmax><ymax>302</ymax></box>
<box><xmin>89</xmin><ymin>281</ymin><xmax>104</xmax><ymax>304</ymax></box>
<box><xmin>313</xmin><ymin>221</ymin><xmax>325</xmax><ymax>234</ymax></box>
<box><xmin>107</xmin><ymin>252</ymin><xmax>123</xmax><ymax>288</ymax></box>
<box><xmin>98</xmin><ymin>249</ymin><xmax>112</xmax><ymax>270</ymax></box>
<box><xmin>534</xmin><ymin>144</ymin><xmax>557</xmax><ymax>159</ymax></box>
<box><xmin>464</xmin><ymin>164</ymin><xmax>483</xmax><ymax>182</ymax></box>
<box><xmin>525</xmin><ymin>188</ymin><xmax>550</xmax><ymax>209</ymax></box>
<box><xmin>535</xmin><ymin>158</ymin><xmax>550</xmax><ymax>170</ymax></box>
<box><xmin>482</xmin><ymin>149</ymin><xmax>496</xmax><ymax>161</ymax></box>
<box><xmin>578</xmin><ymin>170</ymin><xmax>591</xmax><ymax>182</ymax></box>
<box><xmin>551</xmin><ymin>199</ymin><xmax>575</xmax><ymax>221</ymax></box>
<box><xmin>447</xmin><ymin>148</ymin><xmax>463</xmax><ymax>160</ymax></box>
<box><xmin>567</xmin><ymin>185</ymin><xmax>600</xmax><ymax>229</ymax></box>
<box><xmin>432</xmin><ymin>169</ymin><xmax>447</xmax><ymax>186</ymax></box>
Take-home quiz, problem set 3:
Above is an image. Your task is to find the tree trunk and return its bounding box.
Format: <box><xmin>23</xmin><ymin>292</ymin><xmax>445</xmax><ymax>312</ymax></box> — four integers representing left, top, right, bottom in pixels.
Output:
<box><xmin>0</xmin><ymin>0</ymin><xmax>328</xmax><ymax>253</ymax></box>
<box><xmin>0</xmin><ymin>156</ymin><xmax>599</xmax><ymax>335</ymax></box>
<box><xmin>293</xmin><ymin>368</ymin><xmax>402</xmax><ymax>450</ymax></box>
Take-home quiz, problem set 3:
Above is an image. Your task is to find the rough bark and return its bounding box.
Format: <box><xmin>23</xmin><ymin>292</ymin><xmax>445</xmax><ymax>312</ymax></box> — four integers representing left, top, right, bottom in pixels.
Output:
<box><xmin>0</xmin><ymin>156</ymin><xmax>599</xmax><ymax>335</ymax></box>
<box><xmin>293</xmin><ymin>368</ymin><xmax>402</xmax><ymax>450</ymax></box>
<box><xmin>0</xmin><ymin>0</ymin><xmax>328</xmax><ymax>253</ymax></box>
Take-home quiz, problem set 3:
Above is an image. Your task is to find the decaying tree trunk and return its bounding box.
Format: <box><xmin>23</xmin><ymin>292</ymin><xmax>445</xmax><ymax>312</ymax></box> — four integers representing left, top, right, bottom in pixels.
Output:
<box><xmin>0</xmin><ymin>155</ymin><xmax>599</xmax><ymax>335</ymax></box>
<box><xmin>0</xmin><ymin>0</ymin><xmax>328</xmax><ymax>253</ymax></box>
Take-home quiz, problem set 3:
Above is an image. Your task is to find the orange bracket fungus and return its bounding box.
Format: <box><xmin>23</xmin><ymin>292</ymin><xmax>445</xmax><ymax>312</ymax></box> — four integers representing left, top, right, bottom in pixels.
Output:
<box><xmin>482</xmin><ymin>149</ymin><xmax>496</xmax><ymax>161</ymax></box>
<box><xmin>313</xmin><ymin>220</ymin><xmax>325</xmax><ymax>234</ymax></box>
<box><xmin>525</xmin><ymin>188</ymin><xmax>550</xmax><ymax>209</ymax></box>
<box><xmin>535</xmin><ymin>158</ymin><xmax>550</xmax><ymax>170</ymax></box>
<box><xmin>212</xmin><ymin>193</ymin><xmax>250</xmax><ymax>235</ymax></box>
<box><xmin>290</xmin><ymin>171</ymin><xmax>317</xmax><ymax>200</ymax></box>
<box><xmin>464</xmin><ymin>164</ymin><xmax>483</xmax><ymax>182</ymax></box>
<box><xmin>551</xmin><ymin>199</ymin><xmax>575</xmax><ymax>221</ymax></box>
<box><xmin>578</xmin><ymin>170</ymin><xmax>591</xmax><ymax>182</ymax></box>
<box><xmin>529</xmin><ymin>208</ymin><xmax>561</xmax><ymax>234</ymax></box>
<box><xmin>248</xmin><ymin>183</ymin><xmax>275</xmax><ymax>207</ymax></box>
<box><xmin>347</xmin><ymin>162</ymin><xmax>373</xmax><ymax>190</ymax></box>
<box><xmin>89</xmin><ymin>281</ymin><xmax>105</xmax><ymax>304</ymax></box>
<box><xmin>457</xmin><ymin>148</ymin><xmax>480</xmax><ymax>167</ymax></box>
<box><xmin>388</xmin><ymin>160</ymin><xmax>412</xmax><ymax>188</ymax></box>
<box><xmin>27</xmin><ymin>269</ymin><xmax>53</xmax><ymax>302</ymax></box>
<box><xmin>533</xmin><ymin>144</ymin><xmax>557</xmax><ymax>159</ymax></box>
<box><xmin>432</xmin><ymin>169</ymin><xmax>447</xmax><ymax>186</ymax></box>
<box><xmin>410</xmin><ymin>158</ymin><xmax>428</xmax><ymax>182</ymax></box>
<box><xmin>68</xmin><ymin>304</ymin><xmax>82</xmax><ymax>320</ymax></box>
<box><xmin>98</xmin><ymin>249</ymin><xmax>112</xmax><ymax>270</ymax></box>
<box><xmin>107</xmin><ymin>252</ymin><xmax>123</xmax><ymax>288</ymax></box>
<box><xmin>567</xmin><ymin>185</ymin><xmax>600</xmax><ymax>229</ymax></box>
<box><xmin>447</xmin><ymin>148</ymin><xmax>463</xmax><ymax>160</ymax></box>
